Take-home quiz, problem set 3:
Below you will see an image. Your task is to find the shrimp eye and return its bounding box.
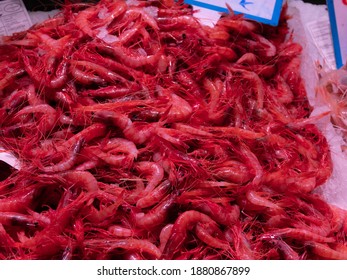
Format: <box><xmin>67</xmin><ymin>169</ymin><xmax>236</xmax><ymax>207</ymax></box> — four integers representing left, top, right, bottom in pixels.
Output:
<box><xmin>47</xmin><ymin>70</ymin><xmax>52</xmax><ymax>75</ymax></box>
<box><xmin>182</xmin><ymin>33</ymin><xmax>186</xmax><ymax>39</ymax></box>
<box><xmin>32</xmin><ymin>221</ymin><xmax>39</xmax><ymax>228</ymax></box>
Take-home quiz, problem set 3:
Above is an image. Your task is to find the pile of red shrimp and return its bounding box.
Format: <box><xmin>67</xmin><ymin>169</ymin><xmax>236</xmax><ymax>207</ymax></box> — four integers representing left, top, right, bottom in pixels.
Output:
<box><xmin>0</xmin><ymin>0</ymin><xmax>346</xmax><ymax>260</ymax></box>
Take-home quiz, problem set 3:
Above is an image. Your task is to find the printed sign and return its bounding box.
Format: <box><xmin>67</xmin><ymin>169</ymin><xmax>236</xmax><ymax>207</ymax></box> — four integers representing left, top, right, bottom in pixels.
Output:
<box><xmin>0</xmin><ymin>0</ymin><xmax>32</xmax><ymax>36</ymax></box>
<box><xmin>184</xmin><ymin>0</ymin><xmax>283</xmax><ymax>26</ymax></box>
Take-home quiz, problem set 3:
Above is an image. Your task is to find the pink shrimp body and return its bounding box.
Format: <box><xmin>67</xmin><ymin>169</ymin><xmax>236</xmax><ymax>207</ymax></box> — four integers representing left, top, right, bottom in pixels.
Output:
<box><xmin>135</xmin><ymin>161</ymin><xmax>164</xmax><ymax>194</ymax></box>
<box><xmin>261</xmin><ymin>228</ymin><xmax>335</xmax><ymax>243</ymax></box>
<box><xmin>309</xmin><ymin>242</ymin><xmax>347</xmax><ymax>260</ymax></box>
<box><xmin>246</xmin><ymin>190</ymin><xmax>283</xmax><ymax>213</ymax></box>
<box><xmin>195</xmin><ymin>223</ymin><xmax>230</xmax><ymax>250</ymax></box>
<box><xmin>0</xmin><ymin>188</ymin><xmax>35</xmax><ymax>212</ymax></box>
<box><xmin>40</xmin><ymin>138</ymin><xmax>84</xmax><ymax>173</ymax></box>
<box><xmin>162</xmin><ymin>210</ymin><xmax>218</xmax><ymax>259</ymax></box>
<box><xmin>108</xmin><ymin>225</ymin><xmax>133</xmax><ymax>238</ymax></box>
<box><xmin>136</xmin><ymin>180</ymin><xmax>171</xmax><ymax>208</ymax></box>
<box><xmin>61</xmin><ymin>171</ymin><xmax>99</xmax><ymax>192</ymax></box>
<box><xmin>135</xmin><ymin>194</ymin><xmax>175</xmax><ymax>228</ymax></box>
<box><xmin>159</xmin><ymin>224</ymin><xmax>173</xmax><ymax>252</ymax></box>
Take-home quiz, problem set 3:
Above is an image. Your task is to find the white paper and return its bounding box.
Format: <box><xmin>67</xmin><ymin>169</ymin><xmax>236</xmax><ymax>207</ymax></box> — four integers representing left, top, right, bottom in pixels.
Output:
<box><xmin>201</xmin><ymin>0</ymin><xmax>277</xmax><ymax>20</ymax></box>
<box><xmin>0</xmin><ymin>149</ymin><xmax>20</xmax><ymax>169</ymax></box>
<box><xmin>307</xmin><ymin>17</ymin><xmax>336</xmax><ymax>70</ymax></box>
<box><xmin>186</xmin><ymin>0</ymin><xmax>283</xmax><ymax>25</ymax></box>
<box><xmin>287</xmin><ymin>0</ymin><xmax>347</xmax><ymax>209</ymax></box>
<box><xmin>0</xmin><ymin>0</ymin><xmax>32</xmax><ymax>36</ymax></box>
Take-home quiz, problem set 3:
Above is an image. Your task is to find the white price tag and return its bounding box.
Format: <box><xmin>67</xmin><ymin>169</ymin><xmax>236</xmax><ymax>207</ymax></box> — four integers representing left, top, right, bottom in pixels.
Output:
<box><xmin>307</xmin><ymin>18</ymin><xmax>337</xmax><ymax>70</ymax></box>
<box><xmin>185</xmin><ymin>0</ymin><xmax>283</xmax><ymax>26</ymax></box>
<box><xmin>0</xmin><ymin>0</ymin><xmax>32</xmax><ymax>36</ymax></box>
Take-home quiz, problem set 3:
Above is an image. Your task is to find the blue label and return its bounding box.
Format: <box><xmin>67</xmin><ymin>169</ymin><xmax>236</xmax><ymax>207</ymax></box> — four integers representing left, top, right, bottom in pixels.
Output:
<box><xmin>184</xmin><ymin>0</ymin><xmax>283</xmax><ymax>26</ymax></box>
<box><xmin>326</xmin><ymin>0</ymin><xmax>347</xmax><ymax>69</ymax></box>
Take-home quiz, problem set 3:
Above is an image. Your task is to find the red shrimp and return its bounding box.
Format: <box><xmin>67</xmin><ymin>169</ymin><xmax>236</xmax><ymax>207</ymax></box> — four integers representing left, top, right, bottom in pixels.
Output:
<box><xmin>157</xmin><ymin>88</ymin><xmax>193</xmax><ymax>123</ymax></box>
<box><xmin>26</xmin><ymin>84</ymin><xmax>44</xmax><ymax>106</ymax></box>
<box><xmin>203</xmin><ymin>77</ymin><xmax>223</xmax><ymax>112</ymax></box>
<box><xmin>0</xmin><ymin>188</ymin><xmax>36</xmax><ymax>212</ymax></box>
<box><xmin>308</xmin><ymin>242</ymin><xmax>347</xmax><ymax>260</ymax></box>
<box><xmin>125</xmin><ymin>6</ymin><xmax>159</xmax><ymax>31</ymax></box>
<box><xmin>2</xmin><ymin>89</ymin><xmax>27</xmax><ymax>113</ymax></box>
<box><xmin>74</xmin><ymin>158</ymin><xmax>100</xmax><ymax>171</ymax></box>
<box><xmin>216</xmin><ymin>15</ymin><xmax>258</xmax><ymax>36</ymax></box>
<box><xmin>134</xmin><ymin>193</ymin><xmax>176</xmax><ymax>229</ymax></box>
<box><xmin>0</xmin><ymin>224</ymin><xmax>16</xmax><ymax>249</ymax></box>
<box><xmin>70</xmin><ymin>60</ymin><xmax>130</xmax><ymax>84</ymax></box>
<box><xmin>98</xmin><ymin>0</ymin><xmax>127</xmax><ymax>28</ymax></box>
<box><xmin>269</xmin><ymin>239</ymin><xmax>301</xmax><ymax>260</ymax></box>
<box><xmin>158</xmin><ymin>15</ymin><xmax>208</xmax><ymax>39</ymax></box>
<box><xmin>161</xmin><ymin>210</ymin><xmax>218</xmax><ymax>259</ymax></box>
<box><xmin>202</xmin><ymin>46</ymin><xmax>237</xmax><ymax>61</ymax></box>
<box><xmin>60</xmin><ymin>123</ymin><xmax>107</xmax><ymax>150</ymax></box>
<box><xmin>0</xmin><ymin>212</ymin><xmax>41</xmax><ymax>228</ymax></box>
<box><xmin>0</xmin><ymin>64</ymin><xmax>25</xmax><ymax>91</ymax></box>
<box><xmin>78</xmin><ymin>44</ymin><xmax>149</xmax><ymax>80</ymax></box>
<box><xmin>173</xmin><ymin>123</ymin><xmax>214</xmax><ymax>138</ymax></box>
<box><xmin>87</xmin><ymin>138</ymin><xmax>138</xmax><ymax>167</ymax></box>
<box><xmin>226</xmin><ymin>225</ymin><xmax>256</xmax><ymax>259</ymax></box>
<box><xmin>250</xmin><ymin>33</ymin><xmax>277</xmax><ymax>57</ymax></box>
<box><xmin>134</xmin><ymin>161</ymin><xmax>164</xmax><ymax>194</ymax></box>
<box><xmin>92</xmin><ymin>109</ymin><xmax>155</xmax><ymax>144</ymax></box>
<box><xmin>213</xmin><ymin>160</ymin><xmax>253</xmax><ymax>184</ymax></box>
<box><xmin>81</xmin><ymin>85</ymin><xmax>142</xmax><ymax>98</ymax></box>
<box><xmin>195</xmin><ymin>223</ymin><xmax>230</xmax><ymax>250</ymax></box>
<box><xmin>40</xmin><ymin>138</ymin><xmax>84</xmax><ymax>173</ymax></box>
<box><xmin>108</xmin><ymin>225</ymin><xmax>133</xmax><ymax>238</ymax></box>
<box><xmin>330</xmin><ymin>205</ymin><xmax>347</xmax><ymax>233</ymax></box>
<box><xmin>159</xmin><ymin>224</ymin><xmax>173</xmax><ymax>252</ymax></box>
<box><xmin>158</xmin><ymin>5</ymin><xmax>192</xmax><ymax>16</ymax></box>
<box><xmin>87</xmin><ymin>202</ymin><xmax>120</xmax><ymax>224</ymax></box>
<box><xmin>47</xmin><ymin>56</ymin><xmax>69</xmax><ymax>89</ymax></box>
<box><xmin>261</xmin><ymin>228</ymin><xmax>335</xmax><ymax>243</ymax></box>
<box><xmin>20</xmin><ymin>192</ymin><xmax>95</xmax><ymax>257</ymax></box>
<box><xmin>233</xmin><ymin>67</ymin><xmax>265</xmax><ymax>110</ymax></box>
<box><xmin>236</xmin><ymin>53</ymin><xmax>258</xmax><ymax>65</ymax></box>
<box><xmin>207</xmin><ymin>27</ymin><xmax>230</xmax><ymax>41</ymax></box>
<box><xmin>74</xmin><ymin>5</ymin><xmax>99</xmax><ymax>37</ymax></box>
<box><xmin>86</xmin><ymin>238</ymin><xmax>161</xmax><ymax>259</ymax></box>
<box><xmin>273</xmin><ymin>74</ymin><xmax>294</xmax><ymax>104</ymax></box>
<box><xmin>86</xmin><ymin>146</ymin><xmax>133</xmax><ymax>168</ymax></box>
<box><xmin>155</xmin><ymin>127</ymin><xmax>190</xmax><ymax>149</ymax></box>
<box><xmin>60</xmin><ymin>170</ymin><xmax>99</xmax><ymax>193</ymax></box>
<box><xmin>246</xmin><ymin>190</ymin><xmax>283</xmax><ymax>214</ymax></box>
<box><xmin>136</xmin><ymin>179</ymin><xmax>171</xmax><ymax>208</ymax></box>
<box><xmin>206</xmin><ymin>126</ymin><xmax>265</xmax><ymax>140</ymax></box>
<box><xmin>33</xmin><ymin>32</ymin><xmax>72</xmax><ymax>83</ymax></box>
<box><xmin>196</xmin><ymin>201</ymin><xmax>240</xmax><ymax>227</ymax></box>
<box><xmin>124</xmin><ymin>252</ymin><xmax>144</xmax><ymax>260</ymax></box>
<box><xmin>98</xmin><ymin>44</ymin><xmax>163</xmax><ymax>68</ymax></box>
<box><xmin>102</xmin><ymin>137</ymin><xmax>138</xmax><ymax>161</ymax></box>
<box><xmin>14</xmin><ymin>104</ymin><xmax>58</xmax><ymax>134</ymax></box>
<box><xmin>239</xmin><ymin>143</ymin><xmax>263</xmax><ymax>187</ymax></box>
